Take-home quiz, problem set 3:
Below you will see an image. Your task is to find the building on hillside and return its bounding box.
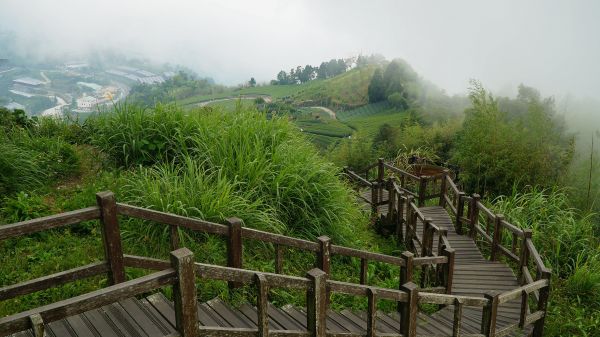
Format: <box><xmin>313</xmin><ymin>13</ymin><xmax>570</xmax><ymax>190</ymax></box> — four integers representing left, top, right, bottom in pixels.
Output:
<box><xmin>13</xmin><ymin>77</ymin><xmax>45</xmax><ymax>87</ymax></box>
<box><xmin>65</xmin><ymin>62</ymin><xmax>89</xmax><ymax>70</ymax></box>
<box><xmin>76</xmin><ymin>96</ymin><xmax>98</xmax><ymax>111</ymax></box>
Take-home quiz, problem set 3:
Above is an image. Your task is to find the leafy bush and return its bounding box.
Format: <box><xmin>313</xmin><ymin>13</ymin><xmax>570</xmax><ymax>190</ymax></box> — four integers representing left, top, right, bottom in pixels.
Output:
<box><xmin>453</xmin><ymin>81</ymin><xmax>574</xmax><ymax>196</ymax></box>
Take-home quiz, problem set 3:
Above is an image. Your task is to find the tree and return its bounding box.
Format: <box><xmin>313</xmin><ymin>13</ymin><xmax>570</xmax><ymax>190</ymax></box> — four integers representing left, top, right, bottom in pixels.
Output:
<box><xmin>368</xmin><ymin>68</ymin><xmax>386</xmax><ymax>103</ymax></box>
<box><xmin>453</xmin><ymin>80</ymin><xmax>574</xmax><ymax>195</ymax></box>
<box><xmin>249</xmin><ymin>77</ymin><xmax>256</xmax><ymax>87</ymax></box>
<box><xmin>298</xmin><ymin>65</ymin><xmax>315</xmax><ymax>83</ymax></box>
<box><xmin>317</xmin><ymin>62</ymin><xmax>328</xmax><ymax>79</ymax></box>
<box><xmin>276</xmin><ymin>71</ymin><xmax>288</xmax><ymax>85</ymax></box>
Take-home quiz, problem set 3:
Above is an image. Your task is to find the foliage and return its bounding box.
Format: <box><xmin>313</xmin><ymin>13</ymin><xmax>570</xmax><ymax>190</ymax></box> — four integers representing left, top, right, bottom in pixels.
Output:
<box><xmin>85</xmin><ymin>103</ymin><xmax>199</xmax><ymax>167</ymax></box>
<box><xmin>453</xmin><ymin>81</ymin><xmax>574</xmax><ymax>196</ymax></box>
<box><xmin>367</xmin><ymin>68</ymin><xmax>386</xmax><ymax>103</ymax></box>
<box><xmin>86</xmin><ymin>103</ymin><xmax>367</xmax><ymax>244</ymax></box>
<box><xmin>491</xmin><ymin>187</ymin><xmax>600</xmax><ymax>336</ymax></box>
<box><xmin>330</xmin><ymin>133</ymin><xmax>376</xmax><ymax>171</ymax></box>
<box><xmin>0</xmin><ymin>123</ymin><xmax>80</xmax><ymax>197</ymax></box>
<box><xmin>128</xmin><ymin>71</ymin><xmax>225</xmax><ymax>106</ymax></box>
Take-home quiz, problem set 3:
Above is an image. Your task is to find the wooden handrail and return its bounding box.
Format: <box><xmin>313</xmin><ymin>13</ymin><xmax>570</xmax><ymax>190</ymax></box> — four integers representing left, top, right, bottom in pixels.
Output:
<box><xmin>0</xmin><ymin>269</ymin><xmax>177</xmax><ymax>336</ymax></box>
<box><xmin>0</xmin><ymin>206</ymin><xmax>101</xmax><ymax>240</ymax></box>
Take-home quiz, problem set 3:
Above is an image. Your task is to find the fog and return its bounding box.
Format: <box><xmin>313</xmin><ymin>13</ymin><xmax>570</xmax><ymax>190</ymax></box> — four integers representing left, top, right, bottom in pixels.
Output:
<box><xmin>1</xmin><ymin>0</ymin><xmax>599</xmax><ymax>99</ymax></box>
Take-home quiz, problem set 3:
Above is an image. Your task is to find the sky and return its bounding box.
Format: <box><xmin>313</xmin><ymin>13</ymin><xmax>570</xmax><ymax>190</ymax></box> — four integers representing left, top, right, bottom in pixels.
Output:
<box><xmin>1</xmin><ymin>0</ymin><xmax>599</xmax><ymax>98</ymax></box>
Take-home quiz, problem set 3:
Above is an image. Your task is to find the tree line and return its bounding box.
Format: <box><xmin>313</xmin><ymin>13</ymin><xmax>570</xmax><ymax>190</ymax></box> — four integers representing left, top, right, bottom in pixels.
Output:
<box><xmin>272</xmin><ymin>58</ymin><xmax>349</xmax><ymax>85</ymax></box>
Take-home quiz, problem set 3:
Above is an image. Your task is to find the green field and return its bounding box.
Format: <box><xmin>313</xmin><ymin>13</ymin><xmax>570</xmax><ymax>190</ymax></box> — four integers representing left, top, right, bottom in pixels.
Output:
<box><xmin>303</xmin><ymin>133</ymin><xmax>343</xmax><ymax>149</ymax></box>
<box><xmin>178</xmin><ymin>65</ymin><xmax>376</xmax><ymax>109</ymax></box>
<box><xmin>337</xmin><ymin>102</ymin><xmax>408</xmax><ymax>136</ymax></box>
<box><xmin>203</xmin><ymin>98</ymin><xmax>256</xmax><ymax>110</ymax></box>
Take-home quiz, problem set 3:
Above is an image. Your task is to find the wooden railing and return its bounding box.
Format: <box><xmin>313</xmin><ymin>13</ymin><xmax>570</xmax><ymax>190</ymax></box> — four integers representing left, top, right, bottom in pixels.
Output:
<box><xmin>109</xmin><ymin>253</ymin><xmax>523</xmax><ymax>337</ymax></box>
<box><xmin>343</xmin><ymin>159</ymin><xmax>551</xmax><ymax>337</ymax></box>
<box><xmin>0</xmin><ymin>190</ymin><xmax>452</xmax><ymax>336</ymax></box>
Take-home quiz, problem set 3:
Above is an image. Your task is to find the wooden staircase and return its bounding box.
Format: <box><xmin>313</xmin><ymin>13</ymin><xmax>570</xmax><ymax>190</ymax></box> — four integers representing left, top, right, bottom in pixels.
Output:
<box><xmin>1</xmin><ymin>160</ymin><xmax>552</xmax><ymax>337</ymax></box>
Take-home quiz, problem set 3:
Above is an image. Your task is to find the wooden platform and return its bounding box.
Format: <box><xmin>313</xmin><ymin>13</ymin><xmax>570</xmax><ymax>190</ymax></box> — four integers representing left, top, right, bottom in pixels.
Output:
<box><xmin>414</xmin><ymin>206</ymin><xmax>528</xmax><ymax>337</ymax></box>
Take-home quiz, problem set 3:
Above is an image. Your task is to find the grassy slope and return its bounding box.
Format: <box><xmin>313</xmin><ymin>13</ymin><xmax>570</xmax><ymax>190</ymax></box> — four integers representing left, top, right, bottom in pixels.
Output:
<box><xmin>338</xmin><ymin>102</ymin><xmax>409</xmax><ymax>137</ymax></box>
<box><xmin>179</xmin><ymin>65</ymin><xmax>376</xmax><ymax>108</ymax></box>
<box><xmin>0</xmin><ymin>106</ymin><xmax>403</xmax><ymax>316</ymax></box>
<box><xmin>293</xmin><ymin>65</ymin><xmax>376</xmax><ymax>107</ymax></box>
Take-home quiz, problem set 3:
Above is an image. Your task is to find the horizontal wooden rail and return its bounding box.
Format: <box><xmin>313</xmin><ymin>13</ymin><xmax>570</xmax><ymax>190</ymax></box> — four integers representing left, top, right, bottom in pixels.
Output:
<box><xmin>0</xmin><ymin>262</ymin><xmax>109</xmax><ymax>301</ymax></box>
<box><xmin>242</xmin><ymin>227</ymin><xmax>320</xmax><ymax>252</ymax></box>
<box><xmin>0</xmin><ymin>206</ymin><xmax>101</xmax><ymax>240</ymax></box>
<box><xmin>0</xmin><ymin>269</ymin><xmax>176</xmax><ymax>336</ymax></box>
<box><xmin>382</xmin><ymin>163</ymin><xmax>420</xmax><ymax>181</ymax></box>
<box><xmin>497</xmin><ymin>279</ymin><xmax>549</xmax><ymax>304</ymax></box>
<box><xmin>117</xmin><ymin>203</ymin><xmax>229</xmax><ymax>236</ymax></box>
<box><xmin>330</xmin><ymin>245</ymin><xmax>405</xmax><ymax>266</ymax></box>
<box><xmin>344</xmin><ymin>168</ymin><xmax>373</xmax><ymax>187</ymax></box>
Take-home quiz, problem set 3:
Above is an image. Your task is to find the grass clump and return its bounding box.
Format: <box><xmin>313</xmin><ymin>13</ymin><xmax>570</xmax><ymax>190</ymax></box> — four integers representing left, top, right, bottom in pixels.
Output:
<box><xmin>491</xmin><ymin>186</ymin><xmax>600</xmax><ymax>336</ymax></box>
<box><xmin>86</xmin><ymin>103</ymin><xmax>368</xmax><ymax>245</ymax></box>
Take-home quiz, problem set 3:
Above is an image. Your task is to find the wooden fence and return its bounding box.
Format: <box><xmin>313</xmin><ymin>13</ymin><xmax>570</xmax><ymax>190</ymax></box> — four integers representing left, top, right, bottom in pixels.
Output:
<box><xmin>343</xmin><ymin>159</ymin><xmax>551</xmax><ymax>337</ymax></box>
<box><xmin>1</xmin><ymin>190</ymin><xmax>453</xmax><ymax>337</ymax></box>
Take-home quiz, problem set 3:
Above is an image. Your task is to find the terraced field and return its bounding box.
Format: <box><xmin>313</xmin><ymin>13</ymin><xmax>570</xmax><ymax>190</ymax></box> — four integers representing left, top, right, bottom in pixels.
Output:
<box><xmin>338</xmin><ymin>102</ymin><xmax>408</xmax><ymax>136</ymax></box>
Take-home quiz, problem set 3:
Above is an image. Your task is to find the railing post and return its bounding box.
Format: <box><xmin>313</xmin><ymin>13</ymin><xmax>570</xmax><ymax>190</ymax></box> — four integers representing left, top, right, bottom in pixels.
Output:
<box><xmin>226</xmin><ymin>217</ymin><xmax>243</xmax><ymax>289</ymax></box>
<box><xmin>255</xmin><ymin>274</ymin><xmax>269</xmax><ymax>337</ymax></box>
<box><xmin>367</xmin><ymin>288</ymin><xmax>377</xmax><ymax>337</ymax></box>
<box><xmin>533</xmin><ymin>268</ymin><xmax>551</xmax><ymax>337</ymax></box>
<box><xmin>29</xmin><ymin>314</ymin><xmax>44</xmax><ymax>337</ymax></box>
<box><xmin>439</xmin><ymin>170</ymin><xmax>449</xmax><ymax>207</ymax></box>
<box><xmin>396</xmin><ymin>194</ymin><xmax>405</xmax><ymax>244</ymax></box>
<box><xmin>452</xmin><ymin>298</ymin><xmax>464</xmax><ymax>337</ymax></box>
<box><xmin>421</xmin><ymin>218</ymin><xmax>433</xmax><ymax>257</ymax></box>
<box><xmin>400</xmin><ymin>282</ymin><xmax>418</xmax><ymax>337</ymax></box>
<box><xmin>387</xmin><ymin>178</ymin><xmax>396</xmax><ymax>228</ymax></box>
<box><xmin>169</xmin><ymin>225</ymin><xmax>180</xmax><ymax>251</ymax></box>
<box><xmin>377</xmin><ymin>158</ymin><xmax>385</xmax><ymax>202</ymax></box>
<box><xmin>481</xmin><ymin>291</ymin><xmax>499</xmax><ymax>337</ymax></box>
<box><xmin>360</xmin><ymin>258</ymin><xmax>368</xmax><ymax>285</ymax></box>
<box><xmin>96</xmin><ymin>191</ymin><xmax>125</xmax><ymax>285</ymax></box>
<box><xmin>404</xmin><ymin>196</ymin><xmax>414</xmax><ymax>248</ymax></box>
<box><xmin>418</xmin><ymin>177</ymin><xmax>427</xmax><ymax>207</ymax></box>
<box><xmin>371</xmin><ymin>181</ymin><xmax>378</xmax><ymax>215</ymax></box>
<box><xmin>171</xmin><ymin>248</ymin><xmax>199</xmax><ymax>337</ymax></box>
<box><xmin>399</xmin><ymin>252</ymin><xmax>414</xmax><ymax>313</ymax></box>
<box><xmin>317</xmin><ymin>236</ymin><xmax>331</xmax><ymax>275</ymax></box>
<box><xmin>519</xmin><ymin>230</ymin><xmax>532</xmax><ymax>284</ymax></box>
<box><xmin>455</xmin><ymin>192</ymin><xmax>466</xmax><ymax>235</ymax></box>
<box><xmin>275</xmin><ymin>244</ymin><xmax>284</xmax><ymax>274</ymax></box>
<box><xmin>491</xmin><ymin>214</ymin><xmax>504</xmax><ymax>261</ymax></box>
<box><xmin>442</xmin><ymin>247</ymin><xmax>455</xmax><ymax>294</ymax></box>
<box><xmin>469</xmin><ymin>194</ymin><xmax>481</xmax><ymax>239</ymax></box>
<box><xmin>400</xmin><ymin>251</ymin><xmax>415</xmax><ymax>284</ymax></box>
<box><xmin>306</xmin><ymin>268</ymin><xmax>327</xmax><ymax>337</ymax></box>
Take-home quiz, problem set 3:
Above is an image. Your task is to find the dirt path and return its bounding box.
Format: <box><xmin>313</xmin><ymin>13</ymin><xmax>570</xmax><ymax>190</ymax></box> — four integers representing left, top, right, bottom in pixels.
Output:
<box><xmin>311</xmin><ymin>106</ymin><xmax>336</xmax><ymax>119</ymax></box>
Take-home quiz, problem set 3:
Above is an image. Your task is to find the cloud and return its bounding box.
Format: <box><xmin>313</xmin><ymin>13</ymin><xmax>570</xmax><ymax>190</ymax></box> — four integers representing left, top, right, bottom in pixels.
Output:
<box><xmin>1</xmin><ymin>0</ymin><xmax>599</xmax><ymax>98</ymax></box>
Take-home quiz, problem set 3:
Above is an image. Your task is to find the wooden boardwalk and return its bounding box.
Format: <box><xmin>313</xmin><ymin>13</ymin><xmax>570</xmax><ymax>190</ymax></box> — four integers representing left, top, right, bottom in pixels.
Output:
<box><xmin>412</xmin><ymin>207</ymin><xmax>528</xmax><ymax>336</ymax></box>
<box><xmin>363</xmin><ymin>186</ymin><xmax>529</xmax><ymax>336</ymax></box>
<box><xmin>3</xmin><ymin>165</ymin><xmax>550</xmax><ymax>337</ymax></box>
<box><xmin>8</xmin><ymin>205</ymin><xmax>527</xmax><ymax>337</ymax></box>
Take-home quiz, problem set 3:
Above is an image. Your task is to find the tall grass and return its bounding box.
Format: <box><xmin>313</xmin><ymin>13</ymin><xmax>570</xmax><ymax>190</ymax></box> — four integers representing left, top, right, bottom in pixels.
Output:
<box><xmin>86</xmin><ymin>103</ymin><xmax>368</xmax><ymax>245</ymax></box>
<box><xmin>0</xmin><ymin>127</ymin><xmax>79</xmax><ymax>198</ymax></box>
<box><xmin>491</xmin><ymin>186</ymin><xmax>600</xmax><ymax>336</ymax></box>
